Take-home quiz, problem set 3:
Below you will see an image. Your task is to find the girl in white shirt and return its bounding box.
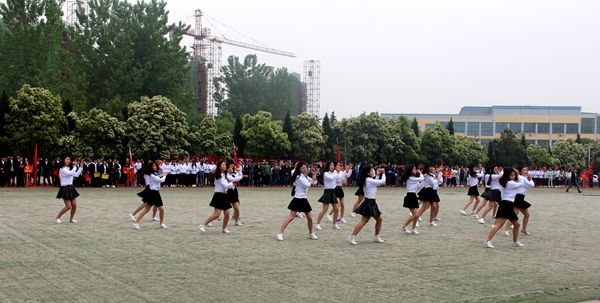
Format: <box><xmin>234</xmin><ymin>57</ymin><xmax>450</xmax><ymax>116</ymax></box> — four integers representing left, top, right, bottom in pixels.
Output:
<box><xmin>133</xmin><ymin>161</ymin><xmax>169</xmax><ymax>230</ymax></box>
<box><xmin>226</xmin><ymin>163</ymin><xmax>244</xmax><ymax>226</ymax></box>
<box><xmin>461</xmin><ymin>164</ymin><xmax>484</xmax><ymax>216</ymax></box>
<box><xmin>351</xmin><ymin>162</ymin><xmax>367</xmax><ymax>218</ymax></box>
<box><xmin>129</xmin><ymin>160</ymin><xmax>159</xmax><ymax>223</ymax></box>
<box><xmin>504</xmin><ymin>166</ymin><xmax>534</xmax><ymax>236</ymax></box>
<box><xmin>276</xmin><ymin>162</ymin><xmax>319</xmax><ymax>241</ymax></box>
<box><xmin>485</xmin><ymin>167</ymin><xmax>525</xmax><ymax>248</ymax></box>
<box><xmin>199</xmin><ymin>160</ymin><xmax>234</xmax><ymax>234</ymax></box>
<box><xmin>315</xmin><ymin>162</ymin><xmax>342</xmax><ymax>231</ymax></box>
<box><xmin>477</xmin><ymin>166</ymin><xmax>503</xmax><ymax>224</ymax></box>
<box><xmin>417</xmin><ymin>164</ymin><xmax>440</xmax><ymax>227</ymax></box>
<box><xmin>54</xmin><ymin>156</ymin><xmax>84</xmax><ymax>224</ymax></box>
<box><xmin>401</xmin><ymin>165</ymin><xmax>425</xmax><ymax>234</ymax></box>
<box><xmin>327</xmin><ymin>163</ymin><xmax>353</xmax><ymax>223</ymax></box>
<box><xmin>348</xmin><ymin>165</ymin><xmax>386</xmax><ymax>245</ymax></box>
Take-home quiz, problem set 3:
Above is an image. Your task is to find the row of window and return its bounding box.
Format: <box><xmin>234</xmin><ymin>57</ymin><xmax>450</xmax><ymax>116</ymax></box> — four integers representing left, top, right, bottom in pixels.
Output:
<box><xmin>479</xmin><ymin>139</ymin><xmax>551</xmax><ymax>147</ymax></box>
<box><xmin>425</xmin><ymin>121</ymin><xmax>596</xmax><ymax>136</ymax></box>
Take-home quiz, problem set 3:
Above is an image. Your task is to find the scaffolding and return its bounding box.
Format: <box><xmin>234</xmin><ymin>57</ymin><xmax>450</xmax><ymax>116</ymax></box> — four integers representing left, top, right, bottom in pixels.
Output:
<box><xmin>303</xmin><ymin>60</ymin><xmax>320</xmax><ymax>117</ymax></box>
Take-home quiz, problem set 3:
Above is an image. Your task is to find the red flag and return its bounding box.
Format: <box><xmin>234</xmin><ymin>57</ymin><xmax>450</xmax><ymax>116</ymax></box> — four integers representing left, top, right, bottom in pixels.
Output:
<box><xmin>33</xmin><ymin>144</ymin><xmax>38</xmax><ymax>186</ymax></box>
<box><xmin>336</xmin><ymin>138</ymin><xmax>341</xmax><ymax>162</ymax></box>
<box><xmin>128</xmin><ymin>146</ymin><xmax>134</xmax><ymax>184</ymax></box>
<box><xmin>233</xmin><ymin>144</ymin><xmax>238</xmax><ymax>168</ymax></box>
<box><xmin>128</xmin><ymin>145</ymin><xmax>133</xmax><ymax>167</ymax></box>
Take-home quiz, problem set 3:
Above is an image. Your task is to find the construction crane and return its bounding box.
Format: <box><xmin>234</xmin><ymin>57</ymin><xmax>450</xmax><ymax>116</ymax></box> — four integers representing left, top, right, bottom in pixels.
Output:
<box><xmin>185</xmin><ymin>9</ymin><xmax>296</xmax><ymax>115</ymax></box>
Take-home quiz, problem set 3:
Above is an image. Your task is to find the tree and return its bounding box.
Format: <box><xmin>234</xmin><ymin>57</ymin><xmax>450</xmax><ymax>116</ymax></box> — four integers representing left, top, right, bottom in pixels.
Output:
<box><xmin>385</xmin><ymin>116</ymin><xmax>421</xmax><ymax>163</ymax></box>
<box><xmin>5</xmin><ymin>84</ymin><xmax>66</xmax><ymax>155</ymax></box>
<box><xmin>0</xmin><ymin>91</ymin><xmax>9</xmax><ymax>155</ymax></box>
<box><xmin>452</xmin><ymin>136</ymin><xmax>488</xmax><ymax>166</ymax></box>
<box><xmin>526</xmin><ymin>145</ymin><xmax>557</xmax><ymax>167</ymax></box>
<box><xmin>446</xmin><ymin>118</ymin><xmax>455</xmax><ymax>135</ymax></box>
<box><xmin>575</xmin><ymin>133</ymin><xmax>582</xmax><ymax>144</ymax></box>
<box><xmin>420</xmin><ymin>124</ymin><xmax>454</xmax><ymax>165</ymax></box>
<box><xmin>282</xmin><ymin>112</ymin><xmax>293</xmax><ymax>157</ymax></box>
<box><xmin>552</xmin><ymin>139</ymin><xmax>586</xmax><ymax>167</ymax></box>
<box><xmin>487</xmin><ymin>129</ymin><xmax>526</xmax><ymax>166</ymax></box>
<box><xmin>126</xmin><ymin>95</ymin><xmax>189</xmax><ymax>159</ymax></box>
<box><xmin>188</xmin><ymin>115</ymin><xmax>232</xmax><ymax>157</ymax></box>
<box><xmin>322</xmin><ymin>113</ymin><xmax>335</xmax><ymax>159</ymax></box>
<box><xmin>330</xmin><ymin>111</ymin><xmax>337</xmax><ymax>125</ymax></box>
<box><xmin>215</xmin><ymin>111</ymin><xmax>235</xmax><ymax>134</ymax></box>
<box><xmin>290</xmin><ymin>113</ymin><xmax>326</xmax><ymax>161</ymax></box>
<box><xmin>233</xmin><ymin>116</ymin><xmax>245</xmax><ymax>156</ymax></box>
<box><xmin>411</xmin><ymin>118</ymin><xmax>419</xmax><ymax>136</ymax></box>
<box><xmin>240</xmin><ymin>111</ymin><xmax>291</xmax><ymax>158</ymax></box>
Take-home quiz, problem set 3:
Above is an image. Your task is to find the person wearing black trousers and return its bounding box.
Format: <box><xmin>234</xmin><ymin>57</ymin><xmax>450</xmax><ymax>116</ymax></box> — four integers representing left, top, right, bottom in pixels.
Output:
<box><xmin>566</xmin><ymin>166</ymin><xmax>582</xmax><ymax>193</ymax></box>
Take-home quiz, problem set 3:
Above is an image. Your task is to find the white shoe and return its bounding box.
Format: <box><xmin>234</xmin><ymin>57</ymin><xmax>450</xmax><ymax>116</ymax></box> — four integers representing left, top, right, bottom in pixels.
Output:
<box><xmin>460</xmin><ymin>210</ymin><xmax>467</xmax><ymax>215</ymax></box>
<box><xmin>373</xmin><ymin>235</ymin><xmax>385</xmax><ymax>243</ymax></box>
<box><xmin>129</xmin><ymin>213</ymin><xmax>136</xmax><ymax>222</ymax></box>
<box><xmin>485</xmin><ymin>240</ymin><xmax>494</xmax><ymax>248</ymax></box>
<box><xmin>512</xmin><ymin>241</ymin><xmax>525</xmax><ymax>248</ymax></box>
<box><xmin>340</xmin><ymin>218</ymin><xmax>347</xmax><ymax>224</ymax></box>
<box><xmin>433</xmin><ymin>217</ymin><xmax>441</xmax><ymax>221</ymax></box>
<box><xmin>348</xmin><ymin>235</ymin><xmax>358</xmax><ymax>245</ymax></box>
<box><xmin>152</xmin><ymin>217</ymin><xmax>159</xmax><ymax>222</ymax></box>
<box><xmin>315</xmin><ymin>224</ymin><xmax>322</xmax><ymax>230</ymax></box>
<box><xmin>235</xmin><ymin>221</ymin><xmax>243</xmax><ymax>226</ymax></box>
<box><xmin>207</xmin><ymin>222</ymin><xmax>213</xmax><ymax>227</ymax></box>
<box><xmin>276</xmin><ymin>233</ymin><xmax>284</xmax><ymax>241</ymax></box>
<box><xmin>333</xmin><ymin>224</ymin><xmax>341</xmax><ymax>230</ymax></box>
<box><xmin>198</xmin><ymin>225</ymin><xmax>206</xmax><ymax>233</ymax></box>
<box><xmin>133</xmin><ymin>223</ymin><xmax>140</xmax><ymax>230</ymax></box>
<box><xmin>418</xmin><ymin>216</ymin><xmax>423</xmax><ymax>222</ymax></box>
<box><xmin>111</xmin><ymin>185</ymin><xmax>115</xmax><ymax>188</ymax></box>
<box><xmin>326</xmin><ymin>214</ymin><xmax>333</xmax><ymax>222</ymax></box>
<box><xmin>69</xmin><ymin>220</ymin><xmax>77</xmax><ymax>223</ymax></box>
<box><xmin>54</xmin><ymin>218</ymin><xmax>62</xmax><ymax>224</ymax></box>
<box><xmin>473</xmin><ymin>214</ymin><xmax>479</xmax><ymax>219</ymax></box>
<box><xmin>477</xmin><ymin>218</ymin><xmax>485</xmax><ymax>224</ymax></box>
<box><xmin>521</xmin><ymin>230</ymin><xmax>530</xmax><ymax>235</ymax></box>
<box><xmin>402</xmin><ymin>226</ymin><xmax>412</xmax><ymax>234</ymax></box>
<box><xmin>416</xmin><ymin>221</ymin><xmax>420</xmax><ymax>227</ymax></box>
<box><xmin>222</xmin><ymin>229</ymin><xmax>231</xmax><ymax>234</ymax></box>
<box><xmin>504</xmin><ymin>230</ymin><xmax>510</xmax><ymax>237</ymax></box>
<box><xmin>296</xmin><ymin>213</ymin><xmax>305</xmax><ymax>219</ymax></box>
<box><xmin>430</xmin><ymin>222</ymin><xmax>438</xmax><ymax>227</ymax></box>
<box><xmin>411</xmin><ymin>228</ymin><xmax>420</xmax><ymax>235</ymax></box>
<box><xmin>351</xmin><ymin>212</ymin><xmax>357</xmax><ymax>217</ymax></box>
<box><xmin>309</xmin><ymin>233</ymin><xmax>318</xmax><ymax>240</ymax></box>
<box><xmin>160</xmin><ymin>223</ymin><xmax>168</xmax><ymax>229</ymax></box>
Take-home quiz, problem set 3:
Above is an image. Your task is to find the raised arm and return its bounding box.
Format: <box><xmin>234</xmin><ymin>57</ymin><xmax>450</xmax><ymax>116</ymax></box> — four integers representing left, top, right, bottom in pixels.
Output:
<box><xmin>150</xmin><ymin>173</ymin><xmax>167</xmax><ymax>183</ymax></box>
<box><xmin>367</xmin><ymin>174</ymin><xmax>386</xmax><ymax>187</ymax></box>
<box><xmin>518</xmin><ymin>175</ymin><xmax>534</xmax><ymax>188</ymax></box>
<box><xmin>227</xmin><ymin>171</ymin><xmax>243</xmax><ymax>182</ymax></box>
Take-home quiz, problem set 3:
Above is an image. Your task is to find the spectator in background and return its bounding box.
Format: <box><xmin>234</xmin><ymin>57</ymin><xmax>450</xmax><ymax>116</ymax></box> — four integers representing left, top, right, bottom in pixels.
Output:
<box><xmin>566</xmin><ymin>166</ymin><xmax>582</xmax><ymax>193</ymax></box>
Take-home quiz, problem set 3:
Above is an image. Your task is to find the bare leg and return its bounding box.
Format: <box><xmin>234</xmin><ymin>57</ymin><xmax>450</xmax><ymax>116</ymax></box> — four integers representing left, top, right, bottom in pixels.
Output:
<box><xmin>480</xmin><ymin>202</ymin><xmax>497</xmax><ymax>219</ymax></box>
<box><xmin>471</xmin><ymin>197</ymin><xmax>480</xmax><ymax>213</ymax></box>
<box><xmin>158</xmin><ymin>206</ymin><xmax>165</xmax><ymax>224</ymax></box>
<box><xmin>511</xmin><ymin>219</ymin><xmax>520</xmax><ymax>242</ymax></box>
<box><xmin>431</xmin><ymin>202</ymin><xmax>439</xmax><ymax>222</ymax></box>
<box><xmin>521</xmin><ymin>209</ymin><xmax>530</xmax><ymax>232</ymax></box>
<box><xmin>332</xmin><ymin>203</ymin><xmax>340</xmax><ymax>225</ymax></box>
<box><xmin>152</xmin><ymin>206</ymin><xmax>158</xmax><ymax>218</ymax></box>
<box><xmin>486</xmin><ymin>218</ymin><xmax>508</xmax><ymax>241</ymax></box>
<box><xmin>278</xmin><ymin>211</ymin><xmax>296</xmax><ymax>234</ymax></box>
<box><xmin>351</xmin><ymin>216</ymin><xmax>370</xmax><ymax>236</ymax></box>
<box><xmin>474</xmin><ymin>199</ymin><xmax>488</xmax><ymax>214</ymax></box>
<box><xmin>316</xmin><ymin>204</ymin><xmax>330</xmax><ymax>224</ymax></box>
<box><xmin>69</xmin><ymin>199</ymin><xmax>78</xmax><ymax>222</ymax></box>
<box><xmin>203</xmin><ymin>208</ymin><xmax>222</xmax><ymax>226</ymax></box>
<box><xmin>338</xmin><ymin>198</ymin><xmax>345</xmax><ymax>218</ymax></box>
<box><xmin>56</xmin><ymin>200</ymin><xmax>72</xmax><ymax>220</ymax></box>
<box><xmin>132</xmin><ymin>203</ymin><xmax>145</xmax><ymax>216</ymax></box>
<box><xmin>135</xmin><ymin>204</ymin><xmax>152</xmax><ymax>223</ymax></box>
<box><xmin>403</xmin><ymin>208</ymin><xmax>420</xmax><ymax>229</ymax></box>
<box><xmin>305</xmin><ymin>212</ymin><xmax>314</xmax><ymax>234</ymax></box>
<box><xmin>222</xmin><ymin>209</ymin><xmax>230</xmax><ymax>229</ymax></box>
<box><xmin>374</xmin><ymin>216</ymin><xmax>382</xmax><ymax>235</ymax></box>
<box><xmin>463</xmin><ymin>196</ymin><xmax>474</xmax><ymax>211</ymax></box>
<box><xmin>232</xmin><ymin>202</ymin><xmax>241</xmax><ymax>222</ymax></box>
<box><xmin>417</xmin><ymin>202</ymin><xmax>431</xmax><ymax>220</ymax></box>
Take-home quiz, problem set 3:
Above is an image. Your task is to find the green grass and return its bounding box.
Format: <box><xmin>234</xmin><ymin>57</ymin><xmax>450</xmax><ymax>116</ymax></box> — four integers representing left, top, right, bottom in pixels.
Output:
<box><xmin>1</xmin><ymin>187</ymin><xmax>599</xmax><ymax>303</ymax></box>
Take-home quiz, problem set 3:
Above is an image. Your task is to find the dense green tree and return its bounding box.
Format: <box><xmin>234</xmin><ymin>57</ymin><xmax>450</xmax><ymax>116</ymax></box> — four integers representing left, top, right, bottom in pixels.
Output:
<box><xmin>290</xmin><ymin>113</ymin><xmax>326</xmax><ymax>161</ymax></box>
<box><xmin>126</xmin><ymin>95</ymin><xmax>189</xmax><ymax>159</ymax></box>
<box><xmin>487</xmin><ymin>129</ymin><xmax>526</xmax><ymax>166</ymax></box>
<box><xmin>552</xmin><ymin>139</ymin><xmax>586</xmax><ymax>167</ymax></box>
<box><xmin>282</xmin><ymin>112</ymin><xmax>293</xmax><ymax>157</ymax></box>
<box><xmin>215</xmin><ymin>111</ymin><xmax>235</xmax><ymax>134</ymax></box>
<box><xmin>0</xmin><ymin>91</ymin><xmax>9</xmax><ymax>155</ymax></box>
<box><xmin>188</xmin><ymin>115</ymin><xmax>231</xmax><ymax>157</ymax></box>
<box><xmin>452</xmin><ymin>136</ymin><xmax>488</xmax><ymax>166</ymax></box>
<box><xmin>411</xmin><ymin>118</ymin><xmax>419</xmax><ymax>137</ymax></box>
<box><xmin>5</xmin><ymin>85</ymin><xmax>66</xmax><ymax>156</ymax></box>
<box><xmin>575</xmin><ymin>133</ymin><xmax>582</xmax><ymax>144</ymax></box>
<box><xmin>322</xmin><ymin>113</ymin><xmax>335</xmax><ymax>160</ymax></box>
<box><xmin>385</xmin><ymin>116</ymin><xmax>421</xmax><ymax>163</ymax></box>
<box><xmin>447</xmin><ymin>118</ymin><xmax>455</xmax><ymax>135</ymax></box>
<box><xmin>233</xmin><ymin>116</ymin><xmax>245</xmax><ymax>156</ymax></box>
<box><xmin>240</xmin><ymin>111</ymin><xmax>291</xmax><ymax>158</ymax></box>
<box><xmin>420</xmin><ymin>124</ymin><xmax>454</xmax><ymax>165</ymax></box>
<box><xmin>526</xmin><ymin>144</ymin><xmax>557</xmax><ymax>167</ymax></box>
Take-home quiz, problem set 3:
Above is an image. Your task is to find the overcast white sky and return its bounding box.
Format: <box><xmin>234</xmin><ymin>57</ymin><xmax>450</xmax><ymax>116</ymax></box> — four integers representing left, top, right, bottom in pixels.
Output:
<box><xmin>161</xmin><ymin>0</ymin><xmax>600</xmax><ymax>117</ymax></box>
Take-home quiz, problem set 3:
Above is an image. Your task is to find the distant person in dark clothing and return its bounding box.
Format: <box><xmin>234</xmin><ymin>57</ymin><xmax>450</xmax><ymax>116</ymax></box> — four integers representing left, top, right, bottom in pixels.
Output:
<box><xmin>566</xmin><ymin>166</ymin><xmax>582</xmax><ymax>193</ymax></box>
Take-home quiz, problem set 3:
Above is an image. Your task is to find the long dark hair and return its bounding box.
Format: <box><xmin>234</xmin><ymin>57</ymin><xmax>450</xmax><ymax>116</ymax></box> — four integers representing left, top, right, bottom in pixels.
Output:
<box><xmin>325</xmin><ymin>161</ymin><xmax>336</xmax><ymax>172</ymax></box>
<box><xmin>498</xmin><ymin>167</ymin><xmax>514</xmax><ymax>188</ymax></box>
<box><xmin>292</xmin><ymin>161</ymin><xmax>307</xmax><ymax>182</ymax></box>
<box><xmin>425</xmin><ymin>163</ymin><xmax>435</xmax><ymax>177</ymax></box>
<box><xmin>143</xmin><ymin>160</ymin><xmax>154</xmax><ymax>175</ymax></box>
<box><xmin>61</xmin><ymin>156</ymin><xmax>74</xmax><ymax>170</ymax></box>
<box><xmin>357</xmin><ymin>164</ymin><xmax>372</xmax><ymax>188</ymax></box>
<box><xmin>486</xmin><ymin>165</ymin><xmax>495</xmax><ymax>186</ymax></box>
<box><xmin>469</xmin><ymin>164</ymin><xmax>478</xmax><ymax>177</ymax></box>
<box><xmin>401</xmin><ymin>164</ymin><xmax>418</xmax><ymax>183</ymax></box>
<box><xmin>214</xmin><ymin>160</ymin><xmax>227</xmax><ymax>179</ymax></box>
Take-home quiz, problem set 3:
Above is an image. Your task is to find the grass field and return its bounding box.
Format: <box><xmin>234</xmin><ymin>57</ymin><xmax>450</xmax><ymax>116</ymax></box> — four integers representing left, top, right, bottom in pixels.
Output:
<box><xmin>1</xmin><ymin>186</ymin><xmax>599</xmax><ymax>303</ymax></box>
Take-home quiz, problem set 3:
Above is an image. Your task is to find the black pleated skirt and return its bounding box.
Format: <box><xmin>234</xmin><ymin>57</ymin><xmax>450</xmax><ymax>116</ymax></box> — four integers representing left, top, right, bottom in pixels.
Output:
<box><xmin>432</xmin><ymin>189</ymin><xmax>440</xmax><ymax>203</ymax></box>
<box><xmin>318</xmin><ymin>189</ymin><xmax>338</xmax><ymax>204</ymax></box>
<box><xmin>513</xmin><ymin>194</ymin><xmax>531</xmax><ymax>209</ymax></box>
<box><xmin>56</xmin><ymin>185</ymin><xmax>79</xmax><ymax>200</ymax></box>
<box><xmin>418</xmin><ymin>187</ymin><xmax>436</xmax><ymax>202</ymax></box>
<box><xmin>496</xmin><ymin>200</ymin><xmax>518</xmax><ymax>221</ymax></box>
<box><xmin>355</xmin><ymin>198</ymin><xmax>381</xmax><ymax>217</ymax></box>
<box><xmin>288</xmin><ymin>198</ymin><xmax>312</xmax><ymax>213</ymax></box>
<box><xmin>403</xmin><ymin>192</ymin><xmax>420</xmax><ymax>209</ymax></box>
<box><xmin>210</xmin><ymin>192</ymin><xmax>232</xmax><ymax>210</ymax></box>
<box><xmin>136</xmin><ymin>185</ymin><xmax>150</xmax><ymax>199</ymax></box>
<box><xmin>488</xmin><ymin>189</ymin><xmax>502</xmax><ymax>202</ymax></box>
<box><xmin>480</xmin><ymin>188</ymin><xmax>491</xmax><ymax>199</ymax></box>
<box><xmin>142</xmin><ymin>190</ymin><xmax>163</xmax><ymax>207</ymax></box>
<box><xmin>354</xmin><ymin>187</ymin><xmax>364</xmax><ymax>196</ymax></box>
<box><xmin>467</xmin><ymin>185</ymin><xmax>480</xmax><ymax>197</ymax></box>
<box><xmin>227</xmin><ymin>188</ymin><xmax>240</xmax><ymax>203</ymax></box>
<box><xmin>334</xmin><ymin>186</ymin><xmax>345</xmax><ymax>198</ymax></box>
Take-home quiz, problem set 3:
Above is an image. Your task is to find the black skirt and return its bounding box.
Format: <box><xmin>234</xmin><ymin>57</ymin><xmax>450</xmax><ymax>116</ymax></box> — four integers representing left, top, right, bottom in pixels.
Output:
<box><xmin>318</xmin><ymin>189</ymin><xmax>338</xmax><ymax>204</ymax></box>
<box><xmin>354</xmin><ymin>187</ymin><xmax>364</xmax><ymax>196</ymax></box>
<box><xmin>288</xmin><ymin>198</ymin><xmax>312</xmax><ymax>213</ymax></box>
<box><xmin>403</xmin><ymin>192</ymin><xmax>420</xmax><ymax>209</ymax></box>
<box><xmin>418</xmin><ymin>187</ymin><xmax>436</xmax><ymax>202</ymax></box>
<box><xmin>227</xmin><ymin>188</ymin><xmax>240</xmax><ymax>203</ymax></box>
<box><xmin>481</xmin><ymin>188</ymin><xmax>491</xmax><ymax>199</ymax></box>
<box><xmin>136</xmin><ymin>185</ymin><xmax>150</xmax><ymax>199</ymax></box>
<box><xmin>496</xmin><ymin>200</ymin><xmax>518</xmax><ymax>221</ymax></box>
<box><xmin>513</xmin><ymin>194</ymin><xmax>531</xmax><ymax>209</ymax></box>
<box><xmin>488</xmin><ymin>189</ymin><xmax>502</xmax><ymax>202</ymax></box>
<box><xmin>432</xmin><ymin>189</ymin><xmax>440</xmax><ymax>203</ymax></box>
<box><xmin>355</xmin><ymin>198</ymin><xmax>381</xmax><ymax>217</ymax></box>
<box><xmin>142</xmin><ymin>190</ymin><xmax>163</xmax><ymax>207</ymax></box>
<box><xmin>210</xmin><ymin>192</ymin><xmax>232</xmax><ymax>210</ymax></box>
<box><xmin>467</xmin><ymin>185</ymin><xmax>480</xmax><ymax>197</ymax></box>
<box><xmin>334</xmin><ymin>186</ymin><xmax>345</xmax><ymax>198</ymax></box>
<box><xmin>56</xmin><ymin>185</ymin><xmax>80</xmax><ymax>200</ymax></box>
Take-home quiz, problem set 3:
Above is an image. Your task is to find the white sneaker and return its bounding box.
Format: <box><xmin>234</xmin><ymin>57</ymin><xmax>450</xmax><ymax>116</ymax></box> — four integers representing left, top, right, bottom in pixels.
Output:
<box><xmin>351</xmin><ymin>212</ymin><xmax>357</xmax><ymax>217</ymax></box>
<box><xmin>198</xmin><ymin>225</ymin><xmax>206</xmax><ymax>233</ymax></box>
<box><xmin>477</xmin><ymin>218</ymin><xmax>485</xmax><ymax>224</ymax></box>
<box><xmin>373</xmin><ymin>235</ymin><xmax>385</xmax><ymax>243</ymax></box>
<box><xmin>433</xmin><ymin>217</ymin><xmax>441</xmax><ymax>221</ymax></box>
<box><xmin>309</xmin><ymin>233</ymin><xmax>318</xmax><ymax>240</ymax></box>
<box><xmin>235</xmin><ymin>221</ymin><xmax>243</xmax><ymax>226</ymax></box>
<box><xmin>521</xmin><ymin>230</ymin><xmax>530</xmax><ymax>235</ymax></box>
<box><xmin>460</xmin><ymin>210</ymin><xmax>467</xmax><ymax>215</ymax></box>
<box><xmin>152</xmin><ymin>217</ymin><xmax>159</xmax><ymax>222</ymax></box>
<box><xmin>207</xmin><ymin>222</ymin><xmax>213</xmax><ymax>227</ymax></box>
<box><xmin>333</xmin><ymin>224</ymin><xmax>341</xmax><ymax>230</ymax></box>
<box><xmin>296</xmin><ymin>213</ymin><xmax>305</xmax><ymax>219</ymax></box>
<box><xmin>430</xmin><ymin>222</ymin><xmax>438</xmax><ymax>227</ymax></box>
<box><xmin>411</xmin><ymin>228</ymin><xmax>420</xmax><ymax>235</ymax></box>
<box><xmin>348</xmin><ymin>235</ymin><xmax>358</xmax><ymax>245</ymax></box>
<box><xmin>160</xmin><ymin>223</ymin><xmax>168</xmax><ymax>229</ymax></box>
<box><xmin>484</xmin><ymin>240</ymin><xmax>494</xmax><ymax>248</ymax></box>
<box><xmin>133</xmin><ymin>223</ymin><xmax>140</xmax><ymax>230</ymax></box>
<box><xmin>276</xmin><ymin>233</ymin><xmax>284</xmax><ymax>241</ymax></box>
<box><xmin>512</xmin><ymin>241</ymin><xmax>525</xmax><ymax>248</ymax></box>
<box><xmin>315</xmin><ymin>224</ymin><xmax>322</xmax><ymax>230</ymax></box>
<box><xmin>326</xmin><ymin>214</ymin><xmax>333</xmax><ymax>222</ymax></box>
<box><xmin>473</xmin><ymin>214</ymin><xmax>479</xmax><ymax>219</ymax></box>
<box><xmin>129</xmin><ymin>213</ymin><xmax>136</xmax><ymax>222</ymax></box>
<box><xmin>416</xmin><ymin>221</ymin><xmax>420</xmax><ymax>227</ymax></box>
<box><xmin>402</xmin><ymin>226</ymin><xmax>412</xmax><ymax>234</ymax></box>
<box><xmin>418</xmin><ymin>216</ymin><xmax>423</xmax><ymax>222</ymax></box>
<box><xmin>504</xmin><ymin>230</ymin><xmax>510</xmax><ymax>237</ymax></box>
<box><xmin>54</xmin><ymin>218</ymin><xmax>62</xmax><ymax>224</ymax></box>
<box><xmin>222</xmin><ymin>229</ymin><xmax>231</xmax><ymax>234</ymax></box>
<box><xmin>69</xmin><ymin>220</ymin><xmax>77</xmax><ymax>223</ymax></box>
<box><xmin>340</xmin><ymin>218</ymin><xmax>347</xmax><ymax>224</ymax></box>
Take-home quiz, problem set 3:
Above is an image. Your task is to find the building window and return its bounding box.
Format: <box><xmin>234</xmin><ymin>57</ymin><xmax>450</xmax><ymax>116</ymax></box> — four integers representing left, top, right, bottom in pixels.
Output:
<box><xmin>495</xmin><ymin>122</ymin><xmax>508</xmax><ymax>133</ymax></box>
<box><xmin>480</xmin><ymin>139</ymin><xmax>491</xmax><ymax>145</ymax></box>
<box><xmin>565</xmin><ymin>123</ymin><xmax>578</xmax><ymax>134</ymax></box>
<box><xmin>467</xmin><ymin>122</ymin><xmax>480</xmax><ymax>136</ymax></box>
<box><xmin>552</xmin><ymin>123</ymin><xmax>565</xmax><ymax>134</ymax></box>
<box><xmin>581</xmin><ymin>118</ymin><xmax>595</xmax><ymax>134</ymax></box>
<box><xmin>440</xmin><ymin>122</ymin><xmax>448</xmax><ymax>128</ymax></box>
<box><xmin>523</xmin><ymin>123</ymin><xmax>536</xmax><ymax>133</ymax></box>
<box><xmin>537</xmin><ymin>123</ymin><xmax>550</xmax><ymax>134</ymax></box>
<box><xmin>480</xmin><ymin>122</ymin><xmax>493</xmax><ymax>136</ymax></box>
<box><xmin>537</xmin><ymin>140</ymin><xmax>550</xmax><ymax>148</ymax></box>
<box><xmin>454</xmin><ymin>122</ymin><xmax>465</xmax><ymax>133</ymax></box>
<box><xmin>509</xmin><ymin>122</ymin><xmax>522</xmax><ymax>133</ymax></box>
